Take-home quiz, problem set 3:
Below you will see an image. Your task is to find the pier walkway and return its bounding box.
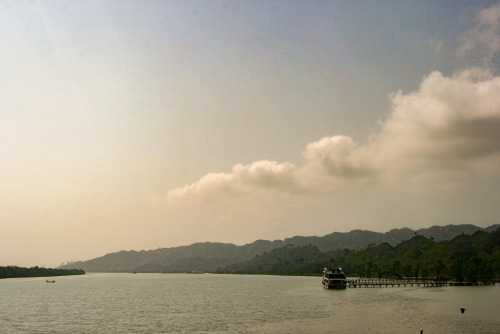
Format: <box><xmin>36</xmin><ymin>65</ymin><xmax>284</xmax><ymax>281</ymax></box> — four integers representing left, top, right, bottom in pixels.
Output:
<box><xmin>347</xmin><ymin>278</ymin><xmax>496</xmax><ymax>288</ymax></box>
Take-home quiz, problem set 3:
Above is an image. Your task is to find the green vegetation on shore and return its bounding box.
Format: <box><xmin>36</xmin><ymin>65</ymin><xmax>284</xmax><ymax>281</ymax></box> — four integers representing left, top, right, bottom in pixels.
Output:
<box><xmin>216</xmin><ymin>228</ymin><xmax>500</xmax><ymax>283</ymax></box>
<box><xmin>6</xmin><ymin>226</ymin><xmax>499</xmax><ymax>282</ymax></box>
<box><xmin>0</xmin><ymin>266</ymin><xmax>85</xmax><ymax>279</ymax></box>
<box><xmin>59</xmin><ymin>224</ymin><xmax>499</xmax><ymax>273</ymax></box>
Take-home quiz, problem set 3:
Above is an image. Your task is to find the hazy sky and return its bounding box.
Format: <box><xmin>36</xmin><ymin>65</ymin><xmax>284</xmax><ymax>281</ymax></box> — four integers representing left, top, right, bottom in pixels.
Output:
<box><xmin>2</xmin><ymin>1</ymin><xmax>500</xmax><ymax>267</ymax></box>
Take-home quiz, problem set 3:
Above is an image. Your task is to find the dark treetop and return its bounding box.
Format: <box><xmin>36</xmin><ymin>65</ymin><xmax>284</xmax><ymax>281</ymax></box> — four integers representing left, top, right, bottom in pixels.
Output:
<box><xmin>0</xmin><ymin>266</ymin><xmax>85</xmax><ymax>279</ymax></box>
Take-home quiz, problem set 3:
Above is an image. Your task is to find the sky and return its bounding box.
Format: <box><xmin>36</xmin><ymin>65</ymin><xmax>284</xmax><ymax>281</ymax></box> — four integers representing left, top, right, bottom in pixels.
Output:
<box><xmin>1</xmin><ymin>1</ymin><xmax>500</xmax><ymax>267</ymax></box>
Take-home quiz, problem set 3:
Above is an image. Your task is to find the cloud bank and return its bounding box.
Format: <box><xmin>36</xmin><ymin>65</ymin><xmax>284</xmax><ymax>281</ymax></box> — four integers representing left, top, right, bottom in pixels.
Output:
<box><xmin>167</xmin><ymin>3</ymin><xmax>500</xmax><ymax>204</ymax></box>
<box><xmin>167</xmin><ymin>68</ymin><xmax>500</xmax><ymax>203</ymax></box>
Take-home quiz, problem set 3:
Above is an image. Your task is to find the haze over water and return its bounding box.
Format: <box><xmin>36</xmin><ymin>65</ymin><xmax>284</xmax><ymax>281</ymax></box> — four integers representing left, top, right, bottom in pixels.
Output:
<box><xmin>1</xmin><ymin>274</ymin><xmax>499</xmax><ymax>333</ymax></box>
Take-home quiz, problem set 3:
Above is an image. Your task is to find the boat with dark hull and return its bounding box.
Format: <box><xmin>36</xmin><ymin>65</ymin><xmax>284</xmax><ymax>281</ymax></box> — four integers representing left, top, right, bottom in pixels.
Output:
<box><xmin>322</xmin><ymin>267</ymin><xmax>347</xmax><ymax>289</ymax></box>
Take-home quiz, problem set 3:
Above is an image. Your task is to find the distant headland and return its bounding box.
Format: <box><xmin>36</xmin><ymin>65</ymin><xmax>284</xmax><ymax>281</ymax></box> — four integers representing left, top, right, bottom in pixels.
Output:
<box><xmin>0</xmin><ymin>266</ymin><xmax>85</xmax><ymax>279</ymax></box>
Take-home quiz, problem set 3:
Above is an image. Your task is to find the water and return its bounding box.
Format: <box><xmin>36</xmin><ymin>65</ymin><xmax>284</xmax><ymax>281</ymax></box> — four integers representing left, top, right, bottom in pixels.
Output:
<box><xmin>1</xmin><ymin>273</ymin><xmax>498</xmax><ymax>333</ymax></box>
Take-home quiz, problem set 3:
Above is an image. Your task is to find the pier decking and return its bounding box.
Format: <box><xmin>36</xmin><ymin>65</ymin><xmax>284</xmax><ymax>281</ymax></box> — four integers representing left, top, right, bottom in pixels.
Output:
<box><xmin>347</xmin><ymin>278</ymin><xmax>496</xmax><ymax>288</ymax></box>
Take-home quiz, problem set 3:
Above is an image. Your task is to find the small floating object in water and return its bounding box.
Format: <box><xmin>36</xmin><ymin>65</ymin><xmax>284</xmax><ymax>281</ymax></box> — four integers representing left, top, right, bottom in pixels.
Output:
<box><xmin>46</xmin><ymin>280</ymin><xmax>55</xmax><ymax>283</ymax></box>
<box><xmin>460</xmin><ymin>308</ymin><xmax>466</xmax><ymax>314</ymax></box>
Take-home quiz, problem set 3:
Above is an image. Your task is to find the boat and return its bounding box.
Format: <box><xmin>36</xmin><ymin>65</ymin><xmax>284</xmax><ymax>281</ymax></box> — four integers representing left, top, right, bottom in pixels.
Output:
<box><xmin>322</xmin><ymin>267</ymin><xmax>347</xmax><ymax>289</ymax></box>
<box><xmin>46</xmin><ymin>280</ymin><xmax>55</xmax><ymax>283</ymax></box>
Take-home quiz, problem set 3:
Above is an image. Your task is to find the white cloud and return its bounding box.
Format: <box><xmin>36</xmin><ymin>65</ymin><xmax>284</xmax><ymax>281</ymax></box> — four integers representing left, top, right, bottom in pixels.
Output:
<box><xmin>166</xmin><ymin>160</ymin><xmax>300</xmax><ymax>202</ymax></box>
<box><xmin>303</xmin><ymin>135</ymin><xmax>374</xmax><ymax>178</ymax></box>
<box><xmin>376</xmin><ymin>69</ymin><xmax>500</xmax><ymax>166</ymax></box>
<box><xmin>310</xmin><ymin>69</ymin><xmax>500</xmax><ymax>184</ymax></box>
<box><xmin>233</xmin><ymin>160</ymin><xmax>298</xmax><ymax>190</ymax></box>
<box><xmin>166</xmin><ymin>3</ymin><xmax>500</xmax><ymax>204</ymax></box>
<box><xmin>166</xmin><ymin>68</ymin><xmax>500</xmax><ymax>203</ymax></box>
<box><xmin>459</xmin><ymin>3</ymin><xmax>500</xmax><ymax>66</ymax></box>
<box><xmin>166</xmin><ymin>172</ymin><xmax>237</xmax><ymax>202</ymax></box>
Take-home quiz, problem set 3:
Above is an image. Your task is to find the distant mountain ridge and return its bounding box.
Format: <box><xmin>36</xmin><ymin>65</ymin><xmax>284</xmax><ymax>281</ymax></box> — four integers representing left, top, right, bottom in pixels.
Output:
<box><xmin>219</xmin><ymin>227</ymin><xmax>500</xmax><ymax>278</ymax></box>
<box><xmin>59</xmin><ymin>224</ymin><xmax>499</xmax><ymax>273</ymax></box>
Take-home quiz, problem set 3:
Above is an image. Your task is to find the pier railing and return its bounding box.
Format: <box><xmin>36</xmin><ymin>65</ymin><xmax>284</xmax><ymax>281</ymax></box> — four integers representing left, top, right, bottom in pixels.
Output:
<box><xmin>347</xmin><ymin>278</ymin><xmax>496</xmax><ymax>288</ymax></box>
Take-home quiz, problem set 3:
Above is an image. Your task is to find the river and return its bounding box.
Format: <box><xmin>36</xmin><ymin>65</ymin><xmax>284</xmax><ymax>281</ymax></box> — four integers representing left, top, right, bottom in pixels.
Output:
<box><xmin>1</xmin><ymin>273</ymin><xmax>498</xmax><ymax>333</ymax></box>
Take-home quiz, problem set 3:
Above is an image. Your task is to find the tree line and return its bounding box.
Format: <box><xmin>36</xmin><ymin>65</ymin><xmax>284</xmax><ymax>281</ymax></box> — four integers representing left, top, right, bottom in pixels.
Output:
<box><xmin>216</xmin><ymin>228</ymin><xmax>500</xmax><ymax>283</ymax></box>
<box><xmin>0</xmin><ymin>266</ymin><xmax>85</xmax><ymax>279</ymax></box>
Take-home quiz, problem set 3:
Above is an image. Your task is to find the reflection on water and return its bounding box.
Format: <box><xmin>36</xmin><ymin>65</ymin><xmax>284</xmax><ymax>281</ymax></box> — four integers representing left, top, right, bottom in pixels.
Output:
<box><xmin>1</xmin><ymin>273</ymin><xmax>498</xmax><ymax>333</ymax></box>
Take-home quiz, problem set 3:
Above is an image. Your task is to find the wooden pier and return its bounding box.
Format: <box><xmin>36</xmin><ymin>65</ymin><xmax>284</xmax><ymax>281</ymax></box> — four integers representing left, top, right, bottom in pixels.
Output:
<box><xmin>347</xmin><ymin>278</ymin><xmax>496</xmax><ymax>288</ymax></box>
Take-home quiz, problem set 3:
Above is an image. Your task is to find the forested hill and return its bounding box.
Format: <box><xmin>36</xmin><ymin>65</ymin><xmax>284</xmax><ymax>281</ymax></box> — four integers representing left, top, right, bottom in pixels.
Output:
<box><xmin>219</xmin><ymin>228</ymin><xmax>500</xmax><ymax>282</ymax></box>
<box><xmin>59</xmin><ymin>224</ymin><xmax>499</xmax><ymax>273</ymax></box>
<box><xmin>60</xmin><ymin>239</ymin><xmax>284</xmax><ymax>273</ymax></box>
<box><xmin>283</xmin><ymin>224</ymin><xmax>500</xmax><ymax>251</ymax></box>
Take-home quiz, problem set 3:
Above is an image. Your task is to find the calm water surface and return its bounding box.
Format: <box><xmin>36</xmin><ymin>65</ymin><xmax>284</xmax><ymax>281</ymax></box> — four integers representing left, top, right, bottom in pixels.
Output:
<box><xmin>1</xmin><ymin>273</ymin><xmax>498</xmax><ymax>333</ymax></box>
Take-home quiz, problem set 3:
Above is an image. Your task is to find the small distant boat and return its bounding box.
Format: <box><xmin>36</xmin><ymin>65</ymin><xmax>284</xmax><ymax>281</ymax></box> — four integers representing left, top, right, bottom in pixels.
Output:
<box><xmin>46</xmin><ymin>280</ymin><xmax>55</xmax><ymax>283</ymax></box>
<box><xmin>322</xmin><ymin>267</ymin><xmax>347</xmax><ymax>289</ymax></box>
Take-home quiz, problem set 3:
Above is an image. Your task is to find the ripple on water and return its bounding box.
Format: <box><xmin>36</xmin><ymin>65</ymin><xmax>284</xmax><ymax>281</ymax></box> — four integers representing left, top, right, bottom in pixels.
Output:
<box><xmin>0</xmin><ymin>274</ymin><xmax>499</xmax><ymax>333</ymax></box>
